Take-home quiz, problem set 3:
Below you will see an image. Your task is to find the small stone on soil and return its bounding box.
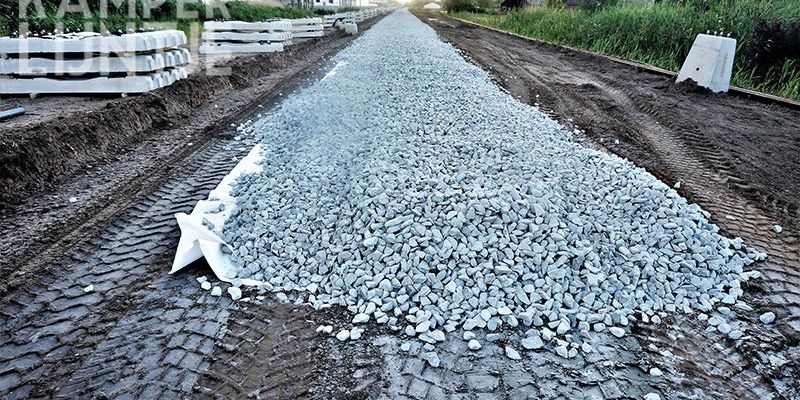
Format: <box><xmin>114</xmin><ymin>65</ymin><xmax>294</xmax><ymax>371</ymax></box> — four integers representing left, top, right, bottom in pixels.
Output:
<box><xmin>609</xmin><ymin>327</ymin><xmax>625</xmax><ymax>338</ymax></box>
<box><xmin>352</xmin><ymin>313</ymin><xmax>370</xmax><ymax>324</ymax></box>
<box><xmin>350</xmin><ymin>328</ymin><xmax>363</xmax><ymax>340</ymax></box>
<box><xmin>505</xmin><ymin>346</ymin><xmax>522</xmax><ymax>360</ymax></box>
<box><xmin>421</xmin><ymin>351</ymin><xmax>440</xmax><ymax>367</ymax></box>
<box><xmin>228</xmin><ymin>286</ymin><xmax>242</xmax><ymax>301</ymax></box>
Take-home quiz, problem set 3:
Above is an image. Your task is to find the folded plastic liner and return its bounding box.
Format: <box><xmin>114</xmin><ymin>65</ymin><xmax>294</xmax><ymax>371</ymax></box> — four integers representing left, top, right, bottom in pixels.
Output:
<box><xmin>170</xmin><ymin>144</ymin><xmax>267</xmax><ymax>286</ymax></box>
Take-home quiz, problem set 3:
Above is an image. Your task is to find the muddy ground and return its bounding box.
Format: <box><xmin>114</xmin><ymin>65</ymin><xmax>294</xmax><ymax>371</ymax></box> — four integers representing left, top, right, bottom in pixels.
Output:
<box><xmin>0</xmin><ymin>10</ymin><xmax>799</xmax><ymax>400</ymax></box>
<box><xmin>417</xmin><ymin>14</ymin><xmax>800</xmax><ymax>234</ymax></box>
<box><xmin>0</xmin><ymin>17</ymin><xmax>391</xmax><ymax>399</ymax></box>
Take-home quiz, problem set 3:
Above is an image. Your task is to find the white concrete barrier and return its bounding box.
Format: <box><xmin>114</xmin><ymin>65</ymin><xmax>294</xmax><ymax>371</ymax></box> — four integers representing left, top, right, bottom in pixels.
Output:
<box><xmin>0</xmin><ymin>49</ymin><xmax>190</xmax><ymax>76</ymax></box>
<box><xmin>201</xmin><ymin>31</ymin><xmax>292</xmax><ymax>43</ymax></box>
<box><xmin>200</xmin><ymin>20</ymin><xmax>292</xmax><ymax>55</ymax></box>
<box><xmin>0</xmin><ymin>30</ymin><xmax>190</xmax><ymax>95</ymax></box>
<box><xmin>676</xmin><ymin>34</ymin><xmax>736</xmax><ymax>93</ymax></box>
<box><xmin>322</xmin><ymin>8</ymin><xmax>389</xmax><ymax>28</ymax></box>
<box><xmin>203</xmin><ymin>20</ymin><xmax>292</xmax><ymax>32</ymax></box>
<box><xmin>199</xmin><ymin>42</ymin><xmax>285</xmax><ymax>54</ymax></box>
<box><xmin>0</xmin><ymin>68</ymin><xmax>187</xmax><ymax>94</ymax></box>
<box><xmin>324</xmin><ymin>13</ymin><xmax>356</xmax><ymax>28</ymax></box>
<box><xmin>0</xmin><ymin>31</ymin><xmax>187</xmax><ymax>54</ymax></box>
<box><xmin>288</xmin><ymin>17</ymin><xmax>324</xmax><ymax>39</ymax></box>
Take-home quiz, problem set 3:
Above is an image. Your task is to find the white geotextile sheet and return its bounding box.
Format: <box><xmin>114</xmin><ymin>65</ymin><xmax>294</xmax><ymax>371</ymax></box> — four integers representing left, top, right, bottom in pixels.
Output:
<box><xmin>170</xmin><ymin>144</ymin><xmax>266</xmax><ymax>286</ymax></box>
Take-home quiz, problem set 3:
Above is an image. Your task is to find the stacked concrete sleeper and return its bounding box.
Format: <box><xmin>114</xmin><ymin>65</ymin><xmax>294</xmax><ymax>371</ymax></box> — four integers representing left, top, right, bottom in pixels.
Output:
<box><xmin>0</xmin><ymin>30</ymin><xmax>190</xmax><ymax>95</ymax></box>
<box><xmin>199</xmin><ymin>21</ymin><xmax>293</xmax><ymax>54</ymax></box>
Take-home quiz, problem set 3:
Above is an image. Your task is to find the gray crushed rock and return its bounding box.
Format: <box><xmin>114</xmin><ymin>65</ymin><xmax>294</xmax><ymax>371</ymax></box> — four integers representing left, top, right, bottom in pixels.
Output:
<box><xmin>220</xmin><ymin>9</ymin><xmax>765</xmax><ymax>360</ymax></box>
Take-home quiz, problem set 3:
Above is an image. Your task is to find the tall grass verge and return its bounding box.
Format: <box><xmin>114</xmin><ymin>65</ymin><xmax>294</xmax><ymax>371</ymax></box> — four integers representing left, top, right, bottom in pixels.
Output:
<box><xmin>454</xmin><ymin>0</ymin><xmax>800</xmax><ymax>100</ymax></box>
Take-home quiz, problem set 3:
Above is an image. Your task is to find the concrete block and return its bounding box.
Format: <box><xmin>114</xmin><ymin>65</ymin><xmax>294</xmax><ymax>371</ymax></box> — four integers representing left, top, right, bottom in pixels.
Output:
<box><xmin>324</xmin><ymin>14</ymin><xmax>356</xmax><ymax>28</ymax></box>
<box><xmin>289</xmin><ymin>17</ymin><xmax>324</xmax><ymax>37</ymax></box>
<box><xmin>0</xmin><ymin>49</ymin><xmax>190</xmax><ymax>76</ymax></box>
<box><xmin>203</xmin><ymin>21</ymin><xmax>292</xmax><ymax>33</ymax></box>
<box><xmin>288</xmin><ymin>17</ymin><xmax>323</xmax><ymax>26</ymax></box>
<box><xmin>0</xmin><ymin>67</ymin><xmax>187</xmax><ymax>94</ymax></box>
<box><xmin>342</xmin><ymin>23</ymin><xmax>358</xmax><ymax>35</ymax></box>
<box><xmin>0</xmin><ymin>30</ymin><xmax>187</xmax><ymax>54</ymax></box>
<box><xmin>201</xmin><ymin>31</ymin><xmax>292</xmax><ymax>43</ymax></box>
<box><xmin>291</xmin><ymin>31</ymin><xmax>324</xmax><ymax>39</ymax></box>
<box><xmin>198</xmin><ymin>42</ymin><xmax>285</xmax><ymax>54</ymax></box>
<box><xmin>291</xmin><ymin>25</ymin><xmax>323</xmax><ymax>32</ymax></box>
<box><xmin>676</xmin><ymin>33</ymin><xmax>736</xmax><ymax>93</ymax></box>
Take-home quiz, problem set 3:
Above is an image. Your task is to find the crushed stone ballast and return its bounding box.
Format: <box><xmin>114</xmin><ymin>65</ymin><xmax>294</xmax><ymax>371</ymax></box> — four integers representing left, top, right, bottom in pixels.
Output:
<box><xmin>171</xmin><ymin>8</ymin><xmax>767</xmax><ymax>361</ymax></box>
<box><xmin>171</xmin><ymin>144</ymin><xmax>265</xmax><ymax>286</ymax></box>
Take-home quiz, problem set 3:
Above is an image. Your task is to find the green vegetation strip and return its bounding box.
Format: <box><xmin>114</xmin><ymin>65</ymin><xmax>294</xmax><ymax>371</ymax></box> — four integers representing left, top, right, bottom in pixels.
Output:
<box><xmin>2</xmin><ymin>0</ymin><xmax>315</xmax><ymax>38</ymax></box>
<box><xmin>452</xmin><ymin>0</ymin><xmax>800</xmax><ymax>101</ymax></box>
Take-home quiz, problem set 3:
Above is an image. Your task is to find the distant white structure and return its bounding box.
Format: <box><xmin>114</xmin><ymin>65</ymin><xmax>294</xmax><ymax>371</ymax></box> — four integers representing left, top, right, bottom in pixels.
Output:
<box><xmin>311</xmin><ymin>0</ymin><xmax>338</xmax><ymax>7</ymax></box>
<box><xmin>313</xmin><ymin>0</ymin><xmax>373</xmax><ymax>7</ymax></box>
<box><xmin>423</xmin><ymin>2</ymin><xmax>442</xmax><ymax>9</ymax></box>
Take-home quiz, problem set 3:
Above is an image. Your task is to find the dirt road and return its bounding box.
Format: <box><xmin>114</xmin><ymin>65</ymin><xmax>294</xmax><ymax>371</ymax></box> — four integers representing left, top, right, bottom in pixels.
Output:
<box><xmin>0</xmin><ymin>10</ymin><xmax>798</xmax><ymax>400</ymax></box>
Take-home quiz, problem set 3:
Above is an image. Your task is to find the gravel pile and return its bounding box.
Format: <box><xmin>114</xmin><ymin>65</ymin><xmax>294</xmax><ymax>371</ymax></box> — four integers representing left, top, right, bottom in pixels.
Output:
<box><xmin>221</xmin><ymin>9</ymin><xmax>764</xmax><ymax>357</ymax></box>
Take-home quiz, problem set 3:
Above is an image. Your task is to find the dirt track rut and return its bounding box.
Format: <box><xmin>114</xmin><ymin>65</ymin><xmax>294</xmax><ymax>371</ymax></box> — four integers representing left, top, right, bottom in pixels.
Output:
<box><xmin>1</xmin><ymin>11</ymin><xmax>798</xmax><ymax>400</ymax></box>
<box><xmin>0</xmin><ymin>18</ymin><xmax>386</xmax><ymax>399</ymax></box>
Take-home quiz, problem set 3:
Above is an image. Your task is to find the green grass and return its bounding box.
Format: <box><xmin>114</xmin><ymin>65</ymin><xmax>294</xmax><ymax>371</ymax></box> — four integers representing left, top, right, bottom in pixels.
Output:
<box><xmin>336</xmin><ymin>7</ymin><xmax>364</xmax><ymax>13</ymax></box>
<box><xmin>1</xmin><ymin>0</ymin><xmax>315</xmax><ymax>37</ymax></box>
<box><xmin>453</xmin><ymin>0</ymin><xmax>800</xmax><ymax>100</ymax></box>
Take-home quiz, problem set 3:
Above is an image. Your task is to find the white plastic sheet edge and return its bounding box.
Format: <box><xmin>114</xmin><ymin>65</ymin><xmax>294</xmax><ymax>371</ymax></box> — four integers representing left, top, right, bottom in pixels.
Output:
<box><xmin>170</xmin><ymin>144</ymin><xmax>267</xmax><ymax>287</ymax></box>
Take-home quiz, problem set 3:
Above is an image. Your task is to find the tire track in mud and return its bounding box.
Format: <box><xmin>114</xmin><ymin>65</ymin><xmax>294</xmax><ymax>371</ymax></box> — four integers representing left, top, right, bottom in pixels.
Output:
<box><xmin>419</xmin><ymin>12</ymin><xmax>799</xmax><ymax>399</ymax></box>
<box><xmin>194</xmin><ymin>297</ymin><xmax>386</xmax><ymax>399</ymax></box>
<box><xmin>0</xmin><ymin>138</ymin><xmax>244</xmax><ymax>398</ymax></box>
<box><xmin>0</xmin><ymin>17</ymin><xmax>388</xmax><ymax>398</ymax></box>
